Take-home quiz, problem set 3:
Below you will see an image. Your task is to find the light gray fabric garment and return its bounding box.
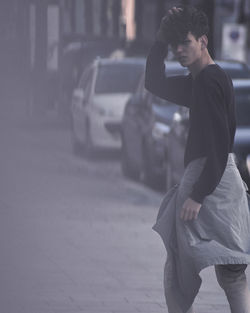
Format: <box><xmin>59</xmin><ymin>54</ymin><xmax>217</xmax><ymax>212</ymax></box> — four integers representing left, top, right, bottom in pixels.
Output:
<box><xmin>215</xmin><ymin>264</ymin><xmax>250</xmax><ymax>313</ymax></box>
<box><xmin>153</xmin><ymin>153</ymin><xmax>250</xmax><ymax>313</ymax></box>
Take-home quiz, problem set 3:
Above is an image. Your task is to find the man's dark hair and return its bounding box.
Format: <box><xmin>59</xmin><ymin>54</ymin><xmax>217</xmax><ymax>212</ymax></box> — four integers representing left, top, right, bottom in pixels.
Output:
<box><xmin>165</xmin><ymin>6</ymin><xmax>209</xmax><ymax>47</ymax></box>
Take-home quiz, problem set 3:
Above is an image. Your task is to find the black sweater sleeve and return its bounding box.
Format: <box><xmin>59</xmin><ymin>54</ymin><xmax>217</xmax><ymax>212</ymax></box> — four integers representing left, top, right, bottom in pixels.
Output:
<box><xmin>189</xmin><ymin>72</ymin><xmax>230</xmax><ymax>203</ymax></box>
<box><xmin>145</xmin><ymin>41</ymin><xmax>192</xmax><ymax>107</ymax></box>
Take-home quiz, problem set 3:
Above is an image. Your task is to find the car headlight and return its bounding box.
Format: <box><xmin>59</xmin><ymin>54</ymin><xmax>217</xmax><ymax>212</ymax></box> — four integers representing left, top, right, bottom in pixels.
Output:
<box><xmin>152</xmin><ymin>122</ymin><xmax>170</xmax><ymax>141</ymax></box>
<box><xmin>246</xmin><ymin>155</ymin><xmax>250</xmax><ymax>175</ymax></box>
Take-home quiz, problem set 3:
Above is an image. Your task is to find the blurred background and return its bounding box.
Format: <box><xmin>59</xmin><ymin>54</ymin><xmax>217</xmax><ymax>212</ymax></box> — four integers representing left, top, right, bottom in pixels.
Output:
<box><xmin>1</xmin><ymin>2</ymin><xmax>250</xmax><ymax>312</ymax></box>
<box><xmin>1</xmin><ymin>0</ymin><xmax>250</xmax><ymax>123</ymax></box>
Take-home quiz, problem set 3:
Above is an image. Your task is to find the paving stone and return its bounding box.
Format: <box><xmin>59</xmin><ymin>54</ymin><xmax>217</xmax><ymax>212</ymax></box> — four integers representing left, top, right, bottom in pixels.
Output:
<box><xmin>0</xmin><ymin>123</ymin><xmax>249</xmax><ymax>313</ymax></box>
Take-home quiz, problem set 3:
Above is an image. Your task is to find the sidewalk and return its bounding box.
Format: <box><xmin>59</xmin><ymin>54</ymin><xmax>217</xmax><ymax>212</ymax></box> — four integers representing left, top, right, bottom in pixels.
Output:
<box><xmin>0</xmin><ymin>121</ymin><xmax>249</xmax><ymax>313</ymax></box>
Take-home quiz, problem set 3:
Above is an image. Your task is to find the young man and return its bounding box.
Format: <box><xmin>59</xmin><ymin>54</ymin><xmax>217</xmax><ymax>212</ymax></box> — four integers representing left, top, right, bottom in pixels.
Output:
<box><xmin>145</xmin><ymin>6</ymin><xmax>250</xmax><ymax>313</ymax></box>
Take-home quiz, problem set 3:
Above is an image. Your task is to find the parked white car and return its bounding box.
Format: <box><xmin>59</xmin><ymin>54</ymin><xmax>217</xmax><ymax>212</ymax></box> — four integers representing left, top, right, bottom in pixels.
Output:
<box><xmin>71</xmin><ymin>57</ymin><xmax>145</xmax><ymax>155</ymax></box>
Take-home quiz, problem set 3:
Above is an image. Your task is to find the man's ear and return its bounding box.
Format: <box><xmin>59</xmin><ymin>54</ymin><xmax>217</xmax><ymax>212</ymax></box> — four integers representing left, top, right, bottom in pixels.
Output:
<box><xmin>200</xmin><ymin>35</ymin><xmax>208</xmax><ymax>49</ymax></box>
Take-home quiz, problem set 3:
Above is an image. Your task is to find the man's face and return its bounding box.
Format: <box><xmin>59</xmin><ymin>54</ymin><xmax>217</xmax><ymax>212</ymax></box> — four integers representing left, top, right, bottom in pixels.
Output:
<box><xmin>171</xmin><ymin>32</ymin><xmax>203</xmax><ymax>67</ymax></box>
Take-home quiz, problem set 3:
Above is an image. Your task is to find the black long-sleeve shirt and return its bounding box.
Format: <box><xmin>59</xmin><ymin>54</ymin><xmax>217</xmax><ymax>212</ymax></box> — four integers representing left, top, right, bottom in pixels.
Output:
<box><xmin>145</xmin><ymin>41</ymin><xmax>236</xmax><ymax>203</ymax></box>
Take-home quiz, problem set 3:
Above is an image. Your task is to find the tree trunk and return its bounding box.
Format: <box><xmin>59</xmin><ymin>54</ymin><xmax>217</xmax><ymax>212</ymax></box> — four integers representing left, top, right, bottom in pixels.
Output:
<box><xmin>156</xmin><ymin>0</ymin><xmax>166</xmax><ymax>23</ymax></box>
<box><xmin>0</xmin><ymin>0</ymin><xmax>30</xmax><ymax>118</ymax></box>
<box><xmin>100</xmin><ymin>0</ymin><xmax>108</xmax><ymax>37</ymax></box>
<box><xmin>70</xmin><ymin>0</ymin><xmax>76</xmax><ymax>33</ymax></box>
<box><xmin>33</xmin><ymin>0</ymin><xmax>48</xmax><ymax>115</ymax></box>
<box><xmin>112</xmin><ymin>0</ymin><xmax>121</xmax><ymax>38</ymax></box>
<box><xmin>85</xmin><ymin>0</ymin><xmax>93</xmax><ymax>36</ymax></box>
<box><xmin>135</xmin><ymin>0</ymin><xmax>143</xmax><ymax>40</ymax></box>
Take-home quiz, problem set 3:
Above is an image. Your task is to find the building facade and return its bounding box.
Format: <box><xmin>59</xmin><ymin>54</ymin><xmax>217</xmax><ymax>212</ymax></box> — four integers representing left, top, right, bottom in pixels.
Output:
<box><xmin>2</xmin><ymin>0</ymin><xmax>250</xmax><ymax>116</ymax></box>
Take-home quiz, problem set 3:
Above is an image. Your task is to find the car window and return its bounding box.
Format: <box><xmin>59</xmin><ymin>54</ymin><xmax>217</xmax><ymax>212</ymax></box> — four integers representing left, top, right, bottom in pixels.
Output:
<box><xmin>235</xmin><ymin>88</ymin><xmax>250</xmax><ymax>126</ymax></box>
<box><xmin>153</xmin><ymin>97</ymin><xmax>171</xmax><ymax>106</ymax></box>
<box><xmin>95</xmin><ymin>63</ymin><xmax>144</xmax><ymax>94</ymax></box>
<box><xmin>150</xmin><ymin>94</ymin><xmax>177</xmax><ymax>109</ymax></box>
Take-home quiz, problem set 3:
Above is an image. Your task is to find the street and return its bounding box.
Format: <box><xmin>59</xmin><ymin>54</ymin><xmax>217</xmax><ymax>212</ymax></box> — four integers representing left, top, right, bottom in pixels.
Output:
<box><xmin>0</xmin><ymin>116</ymin><xmax>249</xmax><ymax>313</ymax></box>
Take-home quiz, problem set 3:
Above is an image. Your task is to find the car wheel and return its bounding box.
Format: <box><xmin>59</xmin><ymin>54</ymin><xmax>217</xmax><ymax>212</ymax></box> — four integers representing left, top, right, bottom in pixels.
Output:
<box><xmin>121</xmin><ymin>138</ymin><xmax>140</xmax><ymax>180</ymax></box>
<box><xmin>71</xmin><ymin>124</ymin><xmax>84</xmax><ymax>156</ymax></box>
<box><xmin>84</xmin><ymin>123</ymin><xmax>95</xmax><ymax>158</ymax></box>
<box><xmin>142</xmin><ymin>147</ymin><xmax>163</xmax><ymax>189</ymax></box>
<box><xmin>166</xmin><ymin>160</ymin><xmax>174</xmax><ymax>191</ymax></box>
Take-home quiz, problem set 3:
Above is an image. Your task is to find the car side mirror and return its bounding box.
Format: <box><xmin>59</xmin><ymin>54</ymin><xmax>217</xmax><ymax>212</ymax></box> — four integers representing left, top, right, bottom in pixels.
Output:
<box><xmin>72</xmin><ymin>88</ymin><xmax>86</xmax><ymax>108</ymax></box>
<box><xmin>72</xmin><ymin>88</ymin><xmax>85</xmax><ymax>99</ymax></box>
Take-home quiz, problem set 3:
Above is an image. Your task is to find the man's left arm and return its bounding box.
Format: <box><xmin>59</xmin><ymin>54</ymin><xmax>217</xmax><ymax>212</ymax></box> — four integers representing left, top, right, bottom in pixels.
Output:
<box><xmin>180</xmin><ymin>74</ymin><xmax>230</xmax><ymax>221</ymax></box>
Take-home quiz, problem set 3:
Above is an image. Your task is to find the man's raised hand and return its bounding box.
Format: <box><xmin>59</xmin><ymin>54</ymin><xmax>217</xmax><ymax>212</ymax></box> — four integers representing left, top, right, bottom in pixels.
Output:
<box><xmin>156</xmin><ymin>7</ymin><xmax>183</xmax><ymax>44</ymax></box>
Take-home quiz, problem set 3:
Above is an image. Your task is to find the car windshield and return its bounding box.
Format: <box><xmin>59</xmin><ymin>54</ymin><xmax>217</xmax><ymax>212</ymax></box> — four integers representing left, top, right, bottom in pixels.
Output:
<box><xmin>154</xmin><ymin>97</ymin><xmax>178</xmax><ymax>110</ymax></box>
<box><xmin>235</xmin><ymin>88</ymin><xmax>250</xmax><ymax>126</ymax></box>
<box><xmin>151</xmin><ymin>97</ymin><xmax>179</xmax><ymax>121</ymax></box>
<box><xmin>95</xmin><ymin>63</ymin><xmax>144</xmax><ymax>94</ymax></box>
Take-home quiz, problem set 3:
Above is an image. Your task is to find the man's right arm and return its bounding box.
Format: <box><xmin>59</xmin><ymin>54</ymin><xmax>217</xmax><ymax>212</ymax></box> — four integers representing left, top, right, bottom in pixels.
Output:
<box><xmin>145</xmin><ymin>41</ymin><xmax>191</xmax><ymax>107</ymax></box>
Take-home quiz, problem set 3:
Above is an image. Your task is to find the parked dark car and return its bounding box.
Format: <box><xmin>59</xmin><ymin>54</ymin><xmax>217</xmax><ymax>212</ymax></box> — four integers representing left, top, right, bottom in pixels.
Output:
<box><xmin>166</xmin><ymin>79</ymin><xmax>250</xmax><ymax>192</ymax></box>
<box><xmin>215</xmin><ymin>60</ymin><xmax>250</xmax><ymax>79</ymax></box>
<box><xmin>121</xmin><ymin>59</ymin><xmax>250</xmax><ymax>189</ymax></box>
<box><xmin>121</xmin><ymin>61</ymin><xmax>188</xmax><ymax>188</ymax></box>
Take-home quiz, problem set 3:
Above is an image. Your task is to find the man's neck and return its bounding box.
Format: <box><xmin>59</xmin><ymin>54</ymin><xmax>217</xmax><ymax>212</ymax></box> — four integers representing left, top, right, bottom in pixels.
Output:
<box><xmin>188</xmin><ymin>51</ymin><xmax>215</xmax><ymax>78</ymax></box>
